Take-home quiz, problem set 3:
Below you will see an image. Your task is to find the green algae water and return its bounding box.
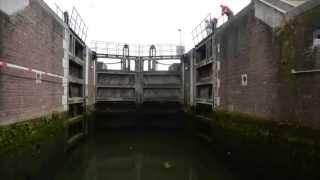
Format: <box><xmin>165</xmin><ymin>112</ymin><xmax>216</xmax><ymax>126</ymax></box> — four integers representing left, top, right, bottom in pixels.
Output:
<box><xmin>41</xmin><ymin>130</ymin><xmax>235</xmax><ymax>180</ymax></box>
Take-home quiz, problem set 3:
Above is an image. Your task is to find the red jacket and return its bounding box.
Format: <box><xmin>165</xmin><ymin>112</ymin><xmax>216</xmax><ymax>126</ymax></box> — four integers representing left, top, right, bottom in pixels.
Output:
<box><xmin>221</xmin><ymin>5</ymin><xmax>232</xmax><ymax>16</ymax></box>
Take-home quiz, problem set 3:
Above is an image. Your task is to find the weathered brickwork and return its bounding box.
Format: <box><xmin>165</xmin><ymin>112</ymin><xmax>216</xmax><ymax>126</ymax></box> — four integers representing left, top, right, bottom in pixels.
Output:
<box><xmin>217</xmin><ymin>6</ymin><xmax>279</xmax><ymax>120</ymax></box>
<box><xmin>276</xmin><ymin>5</ymin><xmax>320</xmax><ymax>127</ymax></box>
<box><xmin>0</xmin><ymin>1</ymin><xmax>65</xmax><ymax>125</ymax></box>
<box><xmin>215</xmin><ymin>4</ymin><xmax>320</xmax><ymax>128</ymax></box>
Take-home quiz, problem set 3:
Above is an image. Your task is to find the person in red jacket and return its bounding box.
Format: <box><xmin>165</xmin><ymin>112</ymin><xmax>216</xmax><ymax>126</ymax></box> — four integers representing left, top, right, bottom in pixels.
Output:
<box><xmin>220</xmin><ymin>5</ymin><xmax>234</xmax><ymax>20</ymax></box>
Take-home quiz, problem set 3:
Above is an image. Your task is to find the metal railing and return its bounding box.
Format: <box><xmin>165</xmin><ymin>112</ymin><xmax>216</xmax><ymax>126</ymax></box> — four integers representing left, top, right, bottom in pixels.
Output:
<box><xmin>192</xmin><ymin>13</ymin><xmax>213</xmax><ymax>45</ymax></box>
<box><xmin>54</xmin><ymin>3</ymin><xmax>65</xmax><ymax>21</ymax></box>
<box><xmin>91</xmin><ymin>41</ymin><xmax>183</xmax><ymax>57</ymax></box>
<box><xmin>69</xmin><ymin>7</ymin><xmax>88</xmax><ymax>41</ymax></box>
<box><xmin>52</xmin><ymin>4</ymin><xmax>88</xmax><ymax>42</ymax></box>
<box><xmin>191</xmin><ymin>13</ymin><xmax>227</xmax><ymax>45</ymax></box>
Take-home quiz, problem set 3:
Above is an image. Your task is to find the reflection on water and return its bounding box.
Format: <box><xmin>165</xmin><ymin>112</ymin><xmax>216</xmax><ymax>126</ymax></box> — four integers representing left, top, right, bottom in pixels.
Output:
<box><xmin>45</xmin><ymin>130</ymin><xmax>235</xmax><ymax>180</ymax></box>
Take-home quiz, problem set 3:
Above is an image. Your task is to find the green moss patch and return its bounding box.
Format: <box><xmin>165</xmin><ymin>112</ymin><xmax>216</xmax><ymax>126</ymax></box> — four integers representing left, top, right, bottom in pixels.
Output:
<box><xmin>190</xmin><ymin>110</ymin><xmax>320</xmax><ymax>179</ymax></box>
<box><xmin>0</xmin><ymin>112</ymin><xmax>66</xmax><ymax>155</ymax></box>
<box><xmin>211</xmin><ymin>111</ymin><xmax>320</xmax><ymax>144</ymax></box>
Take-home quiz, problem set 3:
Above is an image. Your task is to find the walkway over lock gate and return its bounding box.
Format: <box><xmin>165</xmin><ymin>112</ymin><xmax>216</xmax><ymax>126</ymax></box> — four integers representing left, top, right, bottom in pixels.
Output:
<box><xmin>93</xmin><ymin>42</ymin><xmax>185</xmax><ymax>105</ymax></box>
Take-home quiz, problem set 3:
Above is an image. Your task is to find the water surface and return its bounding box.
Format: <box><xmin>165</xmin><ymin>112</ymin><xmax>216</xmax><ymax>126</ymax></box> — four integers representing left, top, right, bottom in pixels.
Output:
<box><xmin>45</xmin><ymin>130</ymin><xmax>236</xmax><ymax>180</ymax></box>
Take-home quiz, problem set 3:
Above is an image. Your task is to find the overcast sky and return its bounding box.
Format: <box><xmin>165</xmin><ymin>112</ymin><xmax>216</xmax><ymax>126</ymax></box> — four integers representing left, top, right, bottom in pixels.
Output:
<box><xmin>44</xmin><ymin>0</ymin><xmax>251</xmax><ymax>51</ymax></box>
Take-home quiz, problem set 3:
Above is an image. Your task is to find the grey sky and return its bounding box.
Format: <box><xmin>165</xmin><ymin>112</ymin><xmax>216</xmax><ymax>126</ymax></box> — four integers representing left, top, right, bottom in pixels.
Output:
<box><xmin>44</xmin><ymin>0</ymin><xmax>251</xmax><ymax>51</ymax></box>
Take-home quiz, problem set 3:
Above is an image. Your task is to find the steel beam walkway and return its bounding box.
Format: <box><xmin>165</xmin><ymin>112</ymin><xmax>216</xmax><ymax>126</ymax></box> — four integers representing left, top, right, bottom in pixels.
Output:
<box><xmin>96</xmin><ymin>54</ymin><xmax>182</xmax><ymax>60</ymax></box>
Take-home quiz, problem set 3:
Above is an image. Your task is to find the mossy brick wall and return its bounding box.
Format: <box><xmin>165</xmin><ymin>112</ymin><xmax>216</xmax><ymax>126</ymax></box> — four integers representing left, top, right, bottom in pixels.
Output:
<box><xmin>0</xmin><ymin>113</ymin><xmax>66</xmax><ymax>180</ymax></box>
<box><xmin>217</xmin><ymin>5</ymin><xmax>279</xmax><ymax>120</ymax></box>
<box><xmin>190</xmin><ymin>110</ymin><xmax>320</xmax><ymax>180</ymax></box>
<box><xmin>216</xmin><ymin>3</ymin><xmax>320</xmax><ymax>128</ymax></box>
<box><xmin>276</xmin><ymin>5</ymin><xmax>320</xmax><ymax>127</ymax></box>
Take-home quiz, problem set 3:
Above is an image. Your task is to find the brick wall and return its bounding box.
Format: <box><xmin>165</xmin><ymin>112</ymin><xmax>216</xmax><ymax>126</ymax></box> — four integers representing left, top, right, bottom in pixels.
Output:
<box><xmin>216</xmin><ymin>4</ymin><xmax>320</xmax><ymax>128</ymax></box>
<box><xmin>218</xmin><ymin>6</ymin><xmax>279</xmax><ymax>120</ymax></box>
<box><xmin>276</xmin><ymin>5</ymin><xmax>320</xmax><ymax>127</ymax></box>
<box><xmin>0</xmin><ymin>1</ymin><xmax>65</xmax><ymax>125</ymax></box>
